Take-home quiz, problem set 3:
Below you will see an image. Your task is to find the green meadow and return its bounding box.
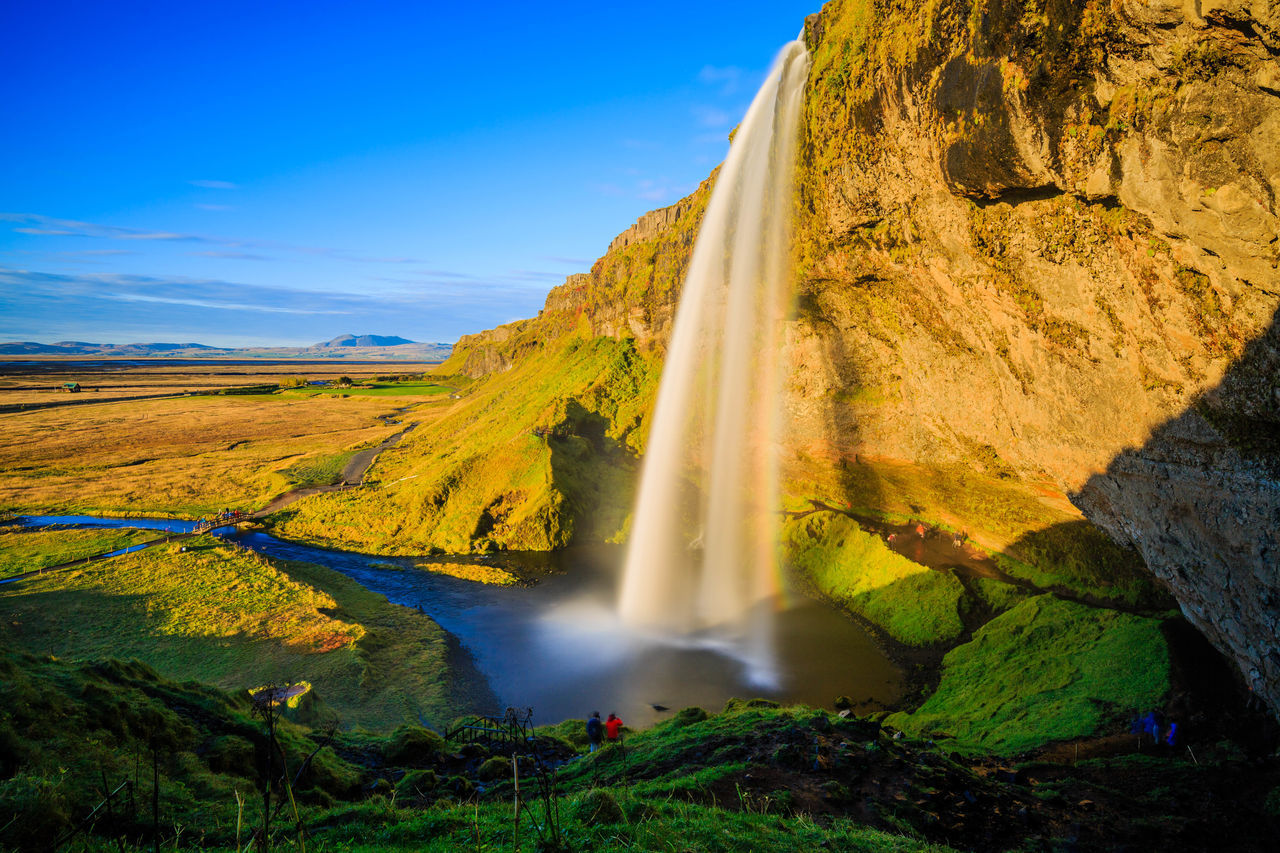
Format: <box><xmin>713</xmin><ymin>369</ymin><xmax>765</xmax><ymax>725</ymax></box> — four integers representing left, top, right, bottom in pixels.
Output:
<box><xmin>279</xmin><ymin>381</ymin><xmax>453</xmax><ymax>399</ymax></box>
<box><xmin>0</xmin><ymin>525</ymin><xmax>158</xmax><ymax>578</ymax></box>
<box><xmin>0</xmin><ymin>528</ymin><xmax>461</xmax><ymax>730</ymax></box>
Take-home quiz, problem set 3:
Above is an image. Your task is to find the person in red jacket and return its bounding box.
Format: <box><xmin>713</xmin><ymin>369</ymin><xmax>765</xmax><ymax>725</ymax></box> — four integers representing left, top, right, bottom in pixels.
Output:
<box><xmin>605</xmin><ymin>712</ymin><xmax>624</xmax><ymax>743</ymax></box>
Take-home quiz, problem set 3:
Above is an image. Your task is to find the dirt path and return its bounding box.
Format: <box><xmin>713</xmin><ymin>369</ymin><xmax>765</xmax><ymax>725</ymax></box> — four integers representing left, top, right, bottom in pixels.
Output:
<box><xmin>253</xmin><ymin>417</ymin><xmax>419</xmax><ymax>517</ymax></box>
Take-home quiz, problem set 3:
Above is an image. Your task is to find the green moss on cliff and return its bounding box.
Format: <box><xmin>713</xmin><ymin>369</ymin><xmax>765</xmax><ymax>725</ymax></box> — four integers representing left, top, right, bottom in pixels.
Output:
<box><xmin>783</xmin><ymin>513</ymin><xmax>965</xmax><ymax>645</ymax></box>
<box><xmin>886</xmin><ymin>595</ymin><xmax>1171</xmax><ymax>754</ymax></box>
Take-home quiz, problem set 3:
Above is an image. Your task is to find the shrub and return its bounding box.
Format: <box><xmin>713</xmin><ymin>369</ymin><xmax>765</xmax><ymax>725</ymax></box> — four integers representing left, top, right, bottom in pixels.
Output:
<box><xmin>206</xmin><ymin>734</ymin><xmax>256</xmax><ymax>776</ymax></box>
<box><xmin>723</xmin><ymin>698</ymin><xmax>779</xmax><ymax>713</ymax></box>
<box><xmin>1264</xmin><ymin>786</ymin><xmax>1280</xmax><ymax>818</ymax></box>
<box><xmin>0</xmin><ymin>773</ymin><xmax>72</xmax><ymax>848</ymax></box>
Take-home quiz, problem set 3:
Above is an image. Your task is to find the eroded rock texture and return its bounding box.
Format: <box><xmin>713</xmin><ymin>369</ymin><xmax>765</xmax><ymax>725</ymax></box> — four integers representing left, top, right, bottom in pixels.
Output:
<box><xmin>792</xmin><ymin>0</ymin><xmax>1280</xmax><ymax>713</ymax></box>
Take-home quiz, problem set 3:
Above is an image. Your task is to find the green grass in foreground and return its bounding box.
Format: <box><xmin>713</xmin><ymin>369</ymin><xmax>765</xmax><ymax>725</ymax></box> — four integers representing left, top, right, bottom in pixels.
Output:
<box><xmin>287</xmin><ymin>797</ymin><xmax>958</xmax><ymax>853</ymax></box>
<box><xmin>0</xmin><ymin>649</ymin><xmax>962</xmax><ymax>852</ymax></box>
<box><xmin>782</xmin><ymin>513</ymin><xmax>965</xmax><ymax>645</ymax></box>
<box><xmin>0</xmin><ymin>537</ymin><xmax>458</xmax><ymax>729</ymax></box>
<box><xmin>886</xmin><ymin>594</ymin><xmax>1171</xmax><ymax>754</ymax></box>
<box><xmin>0</xmin><ymin>525</ymin><xmax>157</xmax><ymax>577</ymax></box>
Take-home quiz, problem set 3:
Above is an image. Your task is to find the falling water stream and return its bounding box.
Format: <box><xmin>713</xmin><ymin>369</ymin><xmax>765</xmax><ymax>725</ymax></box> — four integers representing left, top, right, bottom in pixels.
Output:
<box><xmin>617</xmin><ymin>37</ymin><xmax>810</xmax><ymax>684</ymax></box>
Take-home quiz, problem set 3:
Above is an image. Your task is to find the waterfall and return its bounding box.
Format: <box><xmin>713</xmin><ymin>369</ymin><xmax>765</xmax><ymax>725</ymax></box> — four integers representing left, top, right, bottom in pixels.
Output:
<box><xmin>617</xmin><ymin>37</ymin><xmax>809</xmax><ymax>681</ymax></box>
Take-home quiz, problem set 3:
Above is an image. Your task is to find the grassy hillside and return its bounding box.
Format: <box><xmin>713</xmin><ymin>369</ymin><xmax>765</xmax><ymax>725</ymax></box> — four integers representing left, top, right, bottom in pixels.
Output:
<box><xmin>783</xmin><ymin>513</ymin><xmax>966</xmax><ymax>646</ymax></box>
<box><xmin>0</xmin><ymin>529</ymin><xmax>461</xmax><ymax>729</ymax></box>
<box><xmin>886</xmin><ymin>595</ymin><xmax>1172</xmax><ymax>754</ymax></box>
<box><xmin>270</xmin><ymin>334</ymin><xmax>661</xmax><ymax>554</ymax></box>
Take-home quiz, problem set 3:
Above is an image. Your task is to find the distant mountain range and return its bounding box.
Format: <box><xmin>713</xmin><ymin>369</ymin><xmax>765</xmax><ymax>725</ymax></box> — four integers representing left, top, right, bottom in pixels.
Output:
<box><xmin>0</xmin><ymin>335</ymin><xmax>452</xmax><ymax>361</ymax></box>
<box><xmin>315</xmin><ymin>334</ymin><xmax>415</xmax><ymax>348</ymax></box>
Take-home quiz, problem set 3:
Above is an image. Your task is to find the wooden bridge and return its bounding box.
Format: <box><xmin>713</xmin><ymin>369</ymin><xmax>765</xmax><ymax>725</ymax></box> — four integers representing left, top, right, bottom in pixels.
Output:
<box><xmin>445</xmin><ymin>707</ymin><xmax>535</xmax><ymax>753</ymax></box>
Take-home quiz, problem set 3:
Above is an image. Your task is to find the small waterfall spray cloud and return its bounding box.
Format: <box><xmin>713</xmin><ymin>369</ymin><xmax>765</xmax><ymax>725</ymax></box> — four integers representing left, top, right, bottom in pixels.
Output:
<box><xmin>617</xmin><ymin>37</ymin><xmax>809</xmax><ymax>686</ymax></box>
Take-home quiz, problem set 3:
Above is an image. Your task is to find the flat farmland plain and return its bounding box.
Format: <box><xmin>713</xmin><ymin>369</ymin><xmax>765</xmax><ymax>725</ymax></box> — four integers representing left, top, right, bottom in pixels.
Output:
<box><xmin>0</xmin><ymin>393</ymin><xmax>416</xmax><ymax>516</ymax></box>
<box><xmin>0</xmin><ymin>360</ymin><xmax>463</xmax><ymax>517</ymax></box>
<box><xmin>0</xmin><ymin>360</ymin><xmax>439</xmax><ymax>405</ymax></box>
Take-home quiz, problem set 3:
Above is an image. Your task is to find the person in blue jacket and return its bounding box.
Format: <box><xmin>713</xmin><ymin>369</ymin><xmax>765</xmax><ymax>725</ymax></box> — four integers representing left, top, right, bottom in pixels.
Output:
<box><xmin>586</xmin><ymin>711</ymin><xmax>603</xmax><ymax>753</ymax></box>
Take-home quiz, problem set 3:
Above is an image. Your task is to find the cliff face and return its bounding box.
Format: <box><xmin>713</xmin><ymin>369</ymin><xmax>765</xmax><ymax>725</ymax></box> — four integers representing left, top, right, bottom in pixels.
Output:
<box><xmin>788</xmin><ymin>0</ymin><xmax>1279</xmax><ymax>712</ymax></box>
<box><xmin>395</xmin><ymin>1</ymin><xmax>1280</xmax><ymax>714</ymax></box>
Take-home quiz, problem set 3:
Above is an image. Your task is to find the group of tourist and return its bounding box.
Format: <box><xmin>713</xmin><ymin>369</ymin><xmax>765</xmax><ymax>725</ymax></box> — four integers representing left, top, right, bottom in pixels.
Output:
<box><xmin>1133</xmin><ymin>709</ymin><xmax>1179</xmax><ymax>747</ymax></box>
<box><xmin>885</xmin><ymin>522</ymin><xmax>969</xmax><ymax>549</ymax></box>
<box><xmin>585</xmin><ymin>711</ymin><xmax>624</xmax><ymax>752</ymax></box>
<box><xmin>195</xmin><ymin>509</ymin><xmax>245</xmax><ymax>529</ymax></box>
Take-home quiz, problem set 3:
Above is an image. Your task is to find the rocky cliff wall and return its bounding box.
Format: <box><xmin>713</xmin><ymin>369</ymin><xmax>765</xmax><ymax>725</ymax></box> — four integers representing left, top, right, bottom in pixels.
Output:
<box><xmin>789</xmin><ymin>0</ymin><xmax>1280</xmax><ymax>714</ymax></box>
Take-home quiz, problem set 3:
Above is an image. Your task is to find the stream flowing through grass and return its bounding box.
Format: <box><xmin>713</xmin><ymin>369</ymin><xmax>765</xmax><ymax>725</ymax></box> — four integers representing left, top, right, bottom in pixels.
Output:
<box><xmin>16</xmin><ymin>515</ymin><xmax>903</xmax><ymax>729</ymax></box>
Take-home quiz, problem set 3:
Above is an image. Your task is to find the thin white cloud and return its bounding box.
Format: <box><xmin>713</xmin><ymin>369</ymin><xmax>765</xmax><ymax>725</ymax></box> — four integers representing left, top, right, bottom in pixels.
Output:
<box><xmin>188</xmin><ymin>251</ymin><xmax>273</xmax><ymax>261</ymax></box>
<box><xmin>189</xmin><ymin>179</ymin><xmax>238</xmax><ymax>189</ymax></box>
<box><xmin>109</xmin><ymin>292</ymin><xmax>342</xmax><ymax>315</ymax></box>
<box><xmin>1</xmin><ymin>213</ymin><xmax>213</xmax><ymax>243</ymax></box>
<box><xmin>14</xmin><ymin>227</ymin><xmax>79</xmax><ymax>236</ymax></box>
<box><xmin>115</xmin><ymin>231</ymin><xmax>196</xmax><ymax>241</ymax></box>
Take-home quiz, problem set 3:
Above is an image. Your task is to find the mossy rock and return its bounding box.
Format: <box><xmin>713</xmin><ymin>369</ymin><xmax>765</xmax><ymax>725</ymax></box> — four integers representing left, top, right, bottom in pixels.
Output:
<box><xmin>809</xmin><ymin>712</ymin><xmax>833</xmax><ymax>733</ymax></box>
<box><xmin>303</xmin><ymin>748</ymin><xmax>362</xmax><ymax>797</ymax></box>
<box><xmin>723</xmin><ymin>698</ymin><xmax>780</xmax><ymax>714</ymax></box>
<box><xmin>445</xmin><ymin>775</ymin><xmax>475</xmax><ymax>798</ymax></box>
<box><xmin>395</xmin><ymin>768</ymin><xmax>439</xmax><ymax>799</ymax></box>
<box><xmin>771</xmin><ymin>743</ymin><xmax>807</xmax><ymax>770</ymax></box>
<box><xmin>477</xmin><ymin>756</ymin><xmax>511</xmax><ymax>782</ymax></box>
<box><xmin>575</xmin><ymin>788</ymin><xmax>624</xmax><ymax>825</ymax></box>
<box><xmin>672</xmin><ymin>706</ymin><xmax>709</xmax><ymax>726</ymax></box>
<box><xmin>384</xmin><ymin>725</ymin><xmax>444</xmax><ymax>765</ymax></box>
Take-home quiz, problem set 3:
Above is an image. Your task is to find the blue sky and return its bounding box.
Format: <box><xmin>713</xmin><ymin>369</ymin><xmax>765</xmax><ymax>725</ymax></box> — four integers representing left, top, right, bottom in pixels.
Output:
<box><xmin>0</xmin><ymin>1</ymin><xmax>817</xmax><ymax>347</ymax></box>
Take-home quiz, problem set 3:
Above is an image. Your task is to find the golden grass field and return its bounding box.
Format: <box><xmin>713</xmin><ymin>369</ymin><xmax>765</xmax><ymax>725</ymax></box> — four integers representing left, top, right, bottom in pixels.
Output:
<box><xmin>0</xmin><ymin>375</ymin><xmax>451</xmax><ymax>516</ymax></box>
<box><xmin>0</xmin><ymin>361</ymin><xmax>439</xmax><ymax>405</ymax></box>
<box><xmin>0</xmin><ymin>395</ymin><xmax>397</xmax><ymax>515</ymax></box>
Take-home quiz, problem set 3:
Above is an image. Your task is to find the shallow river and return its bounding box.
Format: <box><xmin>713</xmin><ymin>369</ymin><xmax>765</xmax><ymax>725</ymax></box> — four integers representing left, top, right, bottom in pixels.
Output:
<box><xmin>18</xmin><ymin>516</ymin><xmax>903</xmax><ymax>729</ymax></box>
